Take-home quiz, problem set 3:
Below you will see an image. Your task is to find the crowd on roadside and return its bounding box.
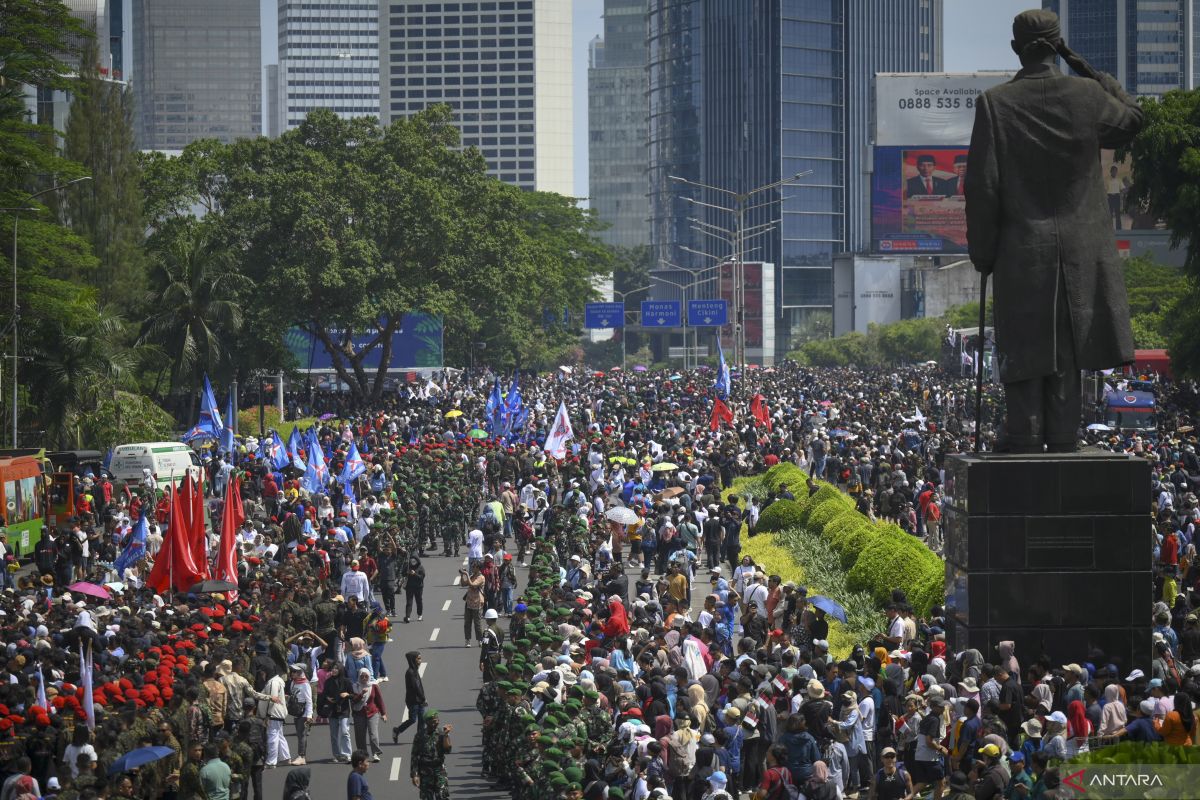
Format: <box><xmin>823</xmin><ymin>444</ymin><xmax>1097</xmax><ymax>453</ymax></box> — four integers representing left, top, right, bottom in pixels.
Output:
<box><xmin>0</xmin><ymin>361</ymin><xmax>1193</xmax><ymax>800</ymax></box>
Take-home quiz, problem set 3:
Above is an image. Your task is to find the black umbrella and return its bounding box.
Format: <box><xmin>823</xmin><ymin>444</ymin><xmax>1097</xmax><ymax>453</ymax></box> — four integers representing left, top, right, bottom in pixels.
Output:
<box><xmin>188</xmin><ymin>579</ymin><xmax>238</xmax><ymax>594</ymax></box>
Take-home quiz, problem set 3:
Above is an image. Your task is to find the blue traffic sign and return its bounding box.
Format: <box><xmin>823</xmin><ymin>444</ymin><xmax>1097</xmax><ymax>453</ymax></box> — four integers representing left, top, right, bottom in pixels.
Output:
<box><xmin>583</xmin><ymin>302</ymin><xmax>624</xmax><ymax>329</ymax></box>
<box><xmin>688</xmin><ymin>299</ymin><xmax>729</xmax><ymax>326</ymax></box>
<box><xmin>639</xmin><ymin>300</ymin><xmax>681</xmax><ymax>328</ymax></box>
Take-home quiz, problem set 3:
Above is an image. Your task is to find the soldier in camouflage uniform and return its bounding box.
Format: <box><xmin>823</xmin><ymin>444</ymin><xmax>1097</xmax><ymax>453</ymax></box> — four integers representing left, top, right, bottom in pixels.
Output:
<box><xmin>410</xmin><ymin>708</ymin><xmax>452</xmax><ymax>800</ymax></box>
<box><xmin>476</xmin><ymin>671</ymin><xmax>504</xmax><ymax>782</ymax></box>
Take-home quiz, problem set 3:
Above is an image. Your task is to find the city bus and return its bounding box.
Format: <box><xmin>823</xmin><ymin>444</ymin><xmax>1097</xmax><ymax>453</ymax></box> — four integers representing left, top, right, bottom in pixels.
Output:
<box><xmin>0</xmin><ymin>451</ymin><xmax>46</xmax><ymax>557</ymax></box>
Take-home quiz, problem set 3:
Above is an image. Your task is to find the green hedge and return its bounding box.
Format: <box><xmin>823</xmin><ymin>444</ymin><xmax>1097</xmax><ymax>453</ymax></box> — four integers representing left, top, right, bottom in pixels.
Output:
<box><xmin>846</xmin><ymin>526</ymin><xmax>944</xmax><ymax>615</ymax></box>
<box><xmin>763</xmin><ymin>462</ymin><xmax>807</xmax><ymax>494</ymax></box>
<box><xmin>758</xmin><ymin>499</ymin><xmax>808</xmax><ymax>533</ymax></box>
<box><xmin>807</xmin><ymin>500</ymin><xmax>851</xmax><ymax>536</ymax></box>
<box><xmin>797</xmin><ymin>484</ymin><xmax>848</xmax><ymax>528</ymax></box>
<box><xmin>824</xmin><ymin>514</ymin><xmax>878</xmax><ymax>570</ymax></box>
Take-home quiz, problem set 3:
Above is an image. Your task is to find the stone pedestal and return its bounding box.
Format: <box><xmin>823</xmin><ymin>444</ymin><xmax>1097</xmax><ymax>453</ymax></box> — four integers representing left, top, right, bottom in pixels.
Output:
<box><xmin>943</xmin><ymin>451</ymin><xmax>1152</xmax><ymax>674</ymax></box>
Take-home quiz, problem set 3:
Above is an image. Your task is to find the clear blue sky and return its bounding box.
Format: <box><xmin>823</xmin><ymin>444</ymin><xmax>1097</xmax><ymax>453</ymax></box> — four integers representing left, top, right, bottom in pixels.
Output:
<box><xmin>263</xmin><ymin>0</ymin><xmax>1031</xmax><ymax>197</ymax></box>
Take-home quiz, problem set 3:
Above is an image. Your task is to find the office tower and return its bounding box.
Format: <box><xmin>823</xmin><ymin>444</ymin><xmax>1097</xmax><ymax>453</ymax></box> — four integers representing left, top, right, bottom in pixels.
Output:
<box><xmin>588</xmin><ymin>0</ymin><xmax>650</xmax><ymax>249</ymax></box>
<box><xmin>274</xmin><ymin>0</ymin><xmax>380</xmax><ymax>134</ymax></box>
<box><xmin>1046</xmin><ymin>0</ymin><xmax>1198</xmax><ymax>95</ymax></box>
<box><xmin>379</xmin><ymin>0</ymin><xmax>573</xmax><ymax>193</ymax></box>
<box><xmin>132</xmin><ymin>0</ymin><xmax>261</xmax><ymax>150</ymax></box>
<box><xmin>647</xmin><ymin>0</ymin><xmax>941</xmax><ymax>355</ymax></box>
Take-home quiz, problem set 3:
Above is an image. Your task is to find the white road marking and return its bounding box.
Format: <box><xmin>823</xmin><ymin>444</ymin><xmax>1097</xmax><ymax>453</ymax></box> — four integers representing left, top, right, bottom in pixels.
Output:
<box><xmin>430</xmin><ymin>627</ymin><xmax>440</xmax><ymax>641</ymax></box>
<box><xmin>418</xmin><ymin>662</ymin><xmax>427</xmax><ymax>676</ymax></box>
<box><xmin>441</xmin><ymin>600</ymin><xmax>452</xmax><ymax>611</ymax></box>
<box><xmin>462</xmin><ymin>557</ymin><xmax>468</xmax><ymax>566</ymax></box>
<box><xmin>390</xmin><ymin>756</ymin><xmax>403</xmax><ymax>781</ymax></box>
<box><xmin>452</xmin><ymin>575</ymin><xmax>461</xmax><ymax>586</ymax></box>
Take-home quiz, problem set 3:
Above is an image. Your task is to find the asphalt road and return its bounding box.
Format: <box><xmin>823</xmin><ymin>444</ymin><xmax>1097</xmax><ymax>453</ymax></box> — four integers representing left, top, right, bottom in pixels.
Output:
<box><xmin>261</xmin><ymin>550</ymin><xmax>511</xmax><ymax>800</ymax></box>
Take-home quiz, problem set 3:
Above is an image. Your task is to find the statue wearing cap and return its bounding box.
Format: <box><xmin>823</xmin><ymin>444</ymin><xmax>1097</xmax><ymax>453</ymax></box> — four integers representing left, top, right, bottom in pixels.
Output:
<box><xmin>965</xmin><ymin>9</ymin><xmax>1143</xmax><ymax>452</ymax></box>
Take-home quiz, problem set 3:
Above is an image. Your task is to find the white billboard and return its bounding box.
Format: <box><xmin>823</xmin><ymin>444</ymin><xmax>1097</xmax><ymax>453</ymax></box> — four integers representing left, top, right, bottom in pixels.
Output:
<box><xmin>875</xmin><ymin>72</ymin><xmax>1016</xmax><ymax>146</ymax></box>
<box><xmin>853</xmin><ymin>257</ymin><xmax>902</xmax><ymax>334</ymax></box>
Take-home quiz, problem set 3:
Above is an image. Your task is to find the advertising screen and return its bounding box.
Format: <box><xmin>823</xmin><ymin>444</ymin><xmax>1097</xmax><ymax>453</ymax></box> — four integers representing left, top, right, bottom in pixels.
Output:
<box><xmin>872</xmin><ymin>146</ymin><xmax>969</xmax><ymax>254</ymax></box>
<box><xmin>718</xmin><ymin>262</ymin><xmax>764</xmax><ymax>350</ymax></box>
<box><xmin>284</xmin><ymin>313</ymin><xmax>444</xmax><ymax>372</ymax></box>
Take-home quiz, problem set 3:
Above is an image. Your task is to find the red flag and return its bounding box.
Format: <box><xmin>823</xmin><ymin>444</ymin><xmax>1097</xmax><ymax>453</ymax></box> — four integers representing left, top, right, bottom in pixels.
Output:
<box><xmin>146</xmin><ymin>482</ymin><xmax>206</xmax><ymax>593</ymax></box>
<box><xmin>187</xmin><ymin>472</ymin><xmax>210</xmax><ymax>580</ymax></box>
<box><xmin>216</xmin><ymin>477</ymin><xmax>244</xmax><ymax>601</ymax></box>
<box><xmin>750</xmin><ymin>393</ymin><xmax>773</xmax><ymax>431</ymax></box>
<box><xmin>710</xmin><ymin>398</ymin><xmax>734</xmax><ymax>431</ymax></box>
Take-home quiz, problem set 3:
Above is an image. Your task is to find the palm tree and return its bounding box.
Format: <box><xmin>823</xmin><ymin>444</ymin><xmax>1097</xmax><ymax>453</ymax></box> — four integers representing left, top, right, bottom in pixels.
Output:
<box><xmin>141</xmin><ymin>222</ymin><xmax>245</xmax><ymax>409</ymax></box>
<box><xmin>26</xmin><ymin>304</ymin><xmax>139</xmax><ymax>447</ymax></box>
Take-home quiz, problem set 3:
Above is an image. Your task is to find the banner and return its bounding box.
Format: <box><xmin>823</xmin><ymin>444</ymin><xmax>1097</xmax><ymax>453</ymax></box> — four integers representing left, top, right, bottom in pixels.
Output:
<box><xmin>872</xmin><ymin>146</ymin><xmax>969</xmax><ymax>254</ymax></box>
<box><xmin>284</xmin><ymin>313</ymin><xmax>443</xmax><ymax>373</ymax></box>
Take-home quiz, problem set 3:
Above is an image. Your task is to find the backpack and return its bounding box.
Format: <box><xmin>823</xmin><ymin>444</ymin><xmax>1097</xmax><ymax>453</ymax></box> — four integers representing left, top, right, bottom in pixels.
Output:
<box><xmin>285</xmin><ymin>680</ymin><xmax>304</xmax><ymax>717</ymax></box>
<box><xmin>666</xmin><ymin>730</ymin><xmax>698</xmax><ymax>778</ymax></box>
<box><xmin>767</xmin><ymin>766</ymin><xmax>801</xmax><ymax>800</ymax></box>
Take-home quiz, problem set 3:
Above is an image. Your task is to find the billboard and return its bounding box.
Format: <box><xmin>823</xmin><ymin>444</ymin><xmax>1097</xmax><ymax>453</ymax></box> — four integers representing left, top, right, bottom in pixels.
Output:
<box><xmin>284</xmin><ymin>313</ymin><xmax>443</xmax><ymax>372</ymax></box>
<box><xmin>872</xmin><ymin>73</ymin><xmax>1015</xmax><ymax>256</ymax></box>
<box><xmin>872</xmin><ymin>146</ymin><xmax>969</xmax><ymax>254</ymax></box>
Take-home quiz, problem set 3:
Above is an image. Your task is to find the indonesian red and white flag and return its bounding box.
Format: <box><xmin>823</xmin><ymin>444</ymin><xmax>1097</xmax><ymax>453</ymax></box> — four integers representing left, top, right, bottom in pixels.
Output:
<box><xmin>544</xmin><ymin>400</ymin><xmax>574</xmax><ymax>459</ymax></box>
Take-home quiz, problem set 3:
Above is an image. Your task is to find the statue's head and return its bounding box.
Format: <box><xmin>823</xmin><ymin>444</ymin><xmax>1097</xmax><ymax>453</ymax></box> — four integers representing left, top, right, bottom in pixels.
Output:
<box><xmin>1010</xmin><ymin>9</ymin><xmax>1061</xmax><ymax>65</ymax></box>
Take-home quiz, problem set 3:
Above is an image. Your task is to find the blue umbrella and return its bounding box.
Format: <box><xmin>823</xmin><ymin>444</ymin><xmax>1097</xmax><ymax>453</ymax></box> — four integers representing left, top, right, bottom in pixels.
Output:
<box><xmin>808</xmin><ymin>595</ymin><xmax>848</xmax><ymax>624</ymax></box>
<box><xmin>108</xmin><ymin>746</ymin><xmax>176</xmax><ymax>775</ymax></box>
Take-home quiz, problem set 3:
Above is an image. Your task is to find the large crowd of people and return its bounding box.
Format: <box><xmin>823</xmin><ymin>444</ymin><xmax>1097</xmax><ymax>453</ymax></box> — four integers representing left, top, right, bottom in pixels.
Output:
<box><xmin>0</xmin><ymin>361</ymin><xmax>1195</xmax><ymax>800</ymax></box>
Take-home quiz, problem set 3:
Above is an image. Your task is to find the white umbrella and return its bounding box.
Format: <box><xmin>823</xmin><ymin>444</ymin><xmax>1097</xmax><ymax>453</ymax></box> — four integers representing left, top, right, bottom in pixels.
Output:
<box><xmin>605</xmin><ymin>506</ymin><xmax>640</xmax><ymax>525</ymax></box>
<box><xmin>1087</xmin><ymin>423</ymin><xmax>1114</xmax><ymax>432</ymax></box>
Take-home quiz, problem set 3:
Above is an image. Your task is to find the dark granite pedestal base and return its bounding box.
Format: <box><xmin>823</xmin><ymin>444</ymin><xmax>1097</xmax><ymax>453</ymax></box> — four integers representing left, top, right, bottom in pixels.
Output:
<box><xmin>944</xmin><ymin>451</ymin><xmax>1152</xmax><ymax>674</ymax></box>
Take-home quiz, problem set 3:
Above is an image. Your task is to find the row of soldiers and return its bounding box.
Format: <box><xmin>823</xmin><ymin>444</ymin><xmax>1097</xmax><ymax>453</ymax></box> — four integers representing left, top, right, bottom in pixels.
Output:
<box><xmin>474</xmin><ymin>543</ymin><xmax>617</xmax><ymax>800</ymax></box>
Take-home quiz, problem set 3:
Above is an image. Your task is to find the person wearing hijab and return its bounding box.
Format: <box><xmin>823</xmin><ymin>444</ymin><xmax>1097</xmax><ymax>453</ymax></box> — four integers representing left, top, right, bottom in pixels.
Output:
<box><xmin>804</xmin><ymin>760</ymin><xmax>838</xmax><ymax>800</ymax></box>
<box><xmin>345</xmin><ymin>637</ymin><xmax>373</xmax><ymax>681</ymax></box>
<box><xmin>1099</xmin><ymin>686</ymin><xmax>1128</xmax><ymax>743</ymax></box>
<box><xmin>1155</xmin><ymin>692</ymin><xmax>1195</xmax><ymax>745</ymax></box>
<box><xmin>998</xmin><ymin>640</ymin><xmax>1020</xmax><ymax>677</ymax></box>
<box><xmin>320</xmin><ymin>662</ymin><xmax>354</xmax><ymax>763</ymax></box>
<box><xmin>351</xmin><ymin>667</ymin><xmax>387</xmax><ymax>762</ymax></box>
<box><xmin>1066</xmin><ymin>700</ymin><xmax>1091</xmax><ymax>756</ymax></box>
<box><xmin>282</xmin><ymin>766</ymin><xmax>312</xmax><ymax>800</ymax></box>
<box><xmin>687</xmin><ymin>683</ymin><xmax>710</xmax><ymax>731</ymax></box>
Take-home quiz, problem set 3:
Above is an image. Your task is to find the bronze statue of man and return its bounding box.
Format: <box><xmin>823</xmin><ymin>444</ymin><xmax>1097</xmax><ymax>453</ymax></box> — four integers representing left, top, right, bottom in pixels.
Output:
<box><xmin>965</xmin><ymin>9</ymin><xmax>1143</xmax><ymax>453</ymax></box>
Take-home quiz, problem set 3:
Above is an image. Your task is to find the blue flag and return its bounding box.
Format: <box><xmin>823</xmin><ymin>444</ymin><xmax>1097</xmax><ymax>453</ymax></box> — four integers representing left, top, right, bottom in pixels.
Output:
<box><xmin>269</xmin><ymin>431</ymin><xmax>291</xmax><ymax>471</ymax></box>
<box><xmin>182</xmin><ymin>373</ymin><xmax>225</xmax><ymax>442</ymax></box>
<box><xmin>113</xmin><ymin>511</ymin><xmax>149</xmax><ymax>574</ymax></box>
<box><xmin>220</xmin><ymin>391</ymin><xmax>236</xmax><ymax>454</ymax></box>
<box><xmin>102</xmin><ymin>448</ymin><xmax>113</xmax><ymax>472</ymax></box>
<box><xmin>302</xmin><ymin>439</ymin><xmax>328</xmax><ymax>494</ymax></box>
<box><xmin>287</xmin><ymin>427</ymin><xmax>306</xmax><ymax>468</ymax></box>
<box><xmin>714</xmin><ymin>335</ymin><xmax>731</xmax><ymax>400</ymax></box>
<box><xmin>485</xmin><ymin>377</ymin><xmax>503</xmax><ymax>432</ymax></box>
<box><xmin>339</xmin><ymin>442</ymin><xmax>366</xmax><ymax>484</ymax></box>
<box><xmin>502</xmin><ymin>374</ymin><xmax>522</xmax><ymax>434</ymax></box>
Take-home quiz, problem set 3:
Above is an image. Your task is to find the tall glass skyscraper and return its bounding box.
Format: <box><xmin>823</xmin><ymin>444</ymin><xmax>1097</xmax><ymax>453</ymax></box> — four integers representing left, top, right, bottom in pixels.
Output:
<box><xmin>647</xmin><ymin>0</ymin><xmax>941</xmax><ymax>354</ymax></box>
<box><xmin>1047</xmin><ymin>0</ymin><xmax>1199</xmax><ymax>96</ymax></box>
<box><xmin>589</xmin><ymin>0</ymin><xmax>650</xmax><ymax>249</ymax></box>
<box><xmin>132</xmin><ymin>0</ymin><xmax>262</xmax><ymax>150</ymax></box>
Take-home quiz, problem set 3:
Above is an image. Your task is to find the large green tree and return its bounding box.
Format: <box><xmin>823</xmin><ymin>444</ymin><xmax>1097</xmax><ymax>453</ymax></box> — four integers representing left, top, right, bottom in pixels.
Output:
<box><xmin>141</xmin><ymin>106</ymin><xmax>611</xmax><ymax>402</ymax></box>
<box><xmin>1124</xmin><ymin>90</ymin><xmax>1200</xmax><ymax>376</ymax></box>
<box><xmin>62</xmin><ymin>33</ymin><xmax>146</xmax><ymax>306</ymax></box>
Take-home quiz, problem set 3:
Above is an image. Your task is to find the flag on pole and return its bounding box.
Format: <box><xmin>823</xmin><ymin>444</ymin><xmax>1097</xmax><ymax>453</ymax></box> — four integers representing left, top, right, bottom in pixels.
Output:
<box><xmin>37</xmin><ymin>664</ymin><xmax>50</xmax><ymax>715</ymax></box>
<box><xmin>339</xmin><ymin>442</ymin><xmax>367</xmax><ymax>484</ymax></box>
<box><xmin>303</xmin><ymin>439</ymin><xmax>328</xmax><ymax>494</ymax></box>
<box><xmin>268</xmin><ymin>431</ymin><xmax>290</xmax><ymax>471</ymax></box>
<box><xmin>714</xmin><ymin>336</ymin><xmax>731</xmax><ymax>400</ymax></box>
<box><xmin>543</xmin><ymin>400</ymin><xmax>574</xmax><ymax>459</ymax></box>
<box><xmin>80</xmin><ymin>641</ymin><xmax>95</xmax><ymax>730</ymax></box>
<box><xmin>146</xmin><ymin>481</ymin><xmax>207</xmax><ymax>592</ymax></box>
<box><xmin>749</xmin><ymin>393</ymin><xmax>772</xmax><ymax>431</ymax></box>
<box><xmin>183</xmin><ymin>373</ymin><xmax>224</xmax><ymax>442</ymax></box>
<box><xmin>220</xmin><ymin>391</ymin><xmax>236</xmax><ymax>454</ymax></box>
<box><xmin>485</xmin><ymin>377</ymin><xmax>504</xmax><ymax>432</ymax></box>
<box><xmin>710</xmin><ymin>398</ymin><xmax>734</xmax><ymax>431</ymax></box>
<box><xmin>215</xmin><ymin>477</ymin><xmax>244</xmax><ymax>601</ymax></box>
<box><xmin>113</xmin><ymin>507</ymin><xmax>149</xmax><ymax>575</ymax></box>
<box><xmin>287</xmin><ymin>427</ymin><xmax>306</xmax><ymax>468</ymax></box>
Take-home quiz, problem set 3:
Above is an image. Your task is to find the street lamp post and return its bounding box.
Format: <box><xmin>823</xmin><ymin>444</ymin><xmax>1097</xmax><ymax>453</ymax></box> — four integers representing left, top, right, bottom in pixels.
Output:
<box><xmin>611</xmin><ymin>285</ymin><xmax>650</xmax><ymax>371</ymax></box>
<box><xmin>3</xmin><ymin>176</ymin><xmax>92</xmax><ymax>446</ymax></box>
<box><xmin>670</xmin><ymin>170</ymin><xmax>812</xmax><ymax>366</ymax></box>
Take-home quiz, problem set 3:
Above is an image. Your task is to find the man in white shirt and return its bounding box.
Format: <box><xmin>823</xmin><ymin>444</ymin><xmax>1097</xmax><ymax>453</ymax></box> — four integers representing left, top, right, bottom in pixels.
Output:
<box><xmin>883</xmin><ymin>604</ymin><xmax>906</xmax><ymax>648</ymax></box>
<box><xmin>466</xmin><ymin>528</ymin><xmax>485</xmax><ymax>572</ymax></box>
<box><xmin>743</xmin><ymin>573</ymin><xmax>769</xmax><ymax>619</ymax></box>
<box><xmin>339</xmin><ymin>560</ymin><xmax>372</xmax><ymax>603</ymax></box>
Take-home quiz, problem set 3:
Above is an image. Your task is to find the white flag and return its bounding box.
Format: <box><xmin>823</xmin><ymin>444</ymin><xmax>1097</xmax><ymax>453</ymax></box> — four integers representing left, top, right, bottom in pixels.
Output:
<box><xmin>543</xmin><ymin>400</ymin><xmax>574</xmax><ymax>460</ymax></box>
<box><xmin>80</xmin><ymin>642</ymin><xmax>95</xmax><ymax>730</ymax></box>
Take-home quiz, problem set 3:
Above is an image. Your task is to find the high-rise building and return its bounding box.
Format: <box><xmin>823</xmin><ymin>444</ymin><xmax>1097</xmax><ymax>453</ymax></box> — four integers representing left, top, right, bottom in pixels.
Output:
<box><xmin>132</xmin><ymin>0</ymin><xmax>262</xmax><ymax>150</ymax></box>
<box><xmin>1046</xmin><ymin>0</ymin><xmax>1199</xmax><ymax>96</ymax></box>
<box><xmin>378</xmin><ymin>0</ymin><xmax>573</xmax><ymax>193</ymax></box>
<box><xmin>273</xmin><ymin>0</ymin><xmax>380</xmax><ymax>134</ymax></box>
<box><xmin>647</xmin><ymin>0</ymin><xmax>941</xmax><ymax>355</ymax></box>
<box><xmin>588</xmin><ymin>0</ymin><xmax>650</xmax><ymax>249</ymax></box>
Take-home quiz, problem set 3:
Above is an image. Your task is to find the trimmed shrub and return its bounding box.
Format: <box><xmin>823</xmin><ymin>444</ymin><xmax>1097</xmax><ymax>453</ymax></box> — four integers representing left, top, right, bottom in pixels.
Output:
<box><xmin>763</xmin><ymin>462</ymin><xmax>807</xmax><ymax>494</ymax></box>
<box><xmin>824</xmin><ymin>514</ymin><xmax>877</xmax><ymax>570</ymax></box>
<box><xmin>907</xmin><ymin>554</ymin><xmax>946</xmax><ymax>618</ymax></box>
<box><xmin>757</xmin><ymin>499</ymin><xmax>807</xmax><ymax>533</ymax></box>
<box><xmin>846</xmin><ymin>529</ymin><xmax>938</xmax><ymax>612</ymax></box>
<box><xmin>796</xmin><ymin>483</ymin><xmax>848</xmax><ymax>528</ymax></box>
<box><xmin>807</xmin><ymin>500</ymin><xmax>853</xmax><ymax>537</ymax></box>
